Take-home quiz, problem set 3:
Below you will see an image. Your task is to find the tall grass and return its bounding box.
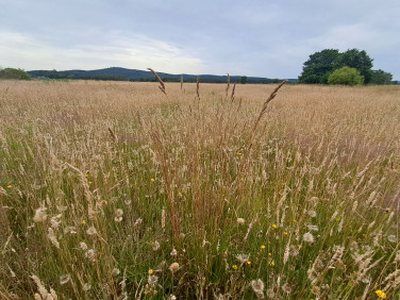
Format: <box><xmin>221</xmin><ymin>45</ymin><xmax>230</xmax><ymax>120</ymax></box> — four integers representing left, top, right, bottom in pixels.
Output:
<box><xmin>0</xmin><ymin>80</ymin><xmax>399</xmax><ymax>299</ymax></box>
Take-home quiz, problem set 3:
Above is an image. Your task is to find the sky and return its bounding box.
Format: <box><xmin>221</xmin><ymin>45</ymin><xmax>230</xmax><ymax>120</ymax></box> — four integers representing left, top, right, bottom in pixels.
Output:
<box><xmin>1</xmin><ymin>0</ymin><xmax>399</xmax><ymax>79</ymax></box>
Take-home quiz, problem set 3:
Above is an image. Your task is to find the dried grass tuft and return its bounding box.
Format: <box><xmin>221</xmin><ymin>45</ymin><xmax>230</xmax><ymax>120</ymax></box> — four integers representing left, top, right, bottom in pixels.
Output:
<box><xmin>148</xmin><ymin>68</ymin><xmax>167</xmax><ymax>97</ymax></box>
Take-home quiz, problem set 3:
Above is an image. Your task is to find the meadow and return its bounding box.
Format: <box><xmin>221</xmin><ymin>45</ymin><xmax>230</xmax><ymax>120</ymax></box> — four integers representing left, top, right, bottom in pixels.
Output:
<box><xmin>0</xmin><ymin>79</ymin><xmax>399</xmax><ymax>299</ymax></box>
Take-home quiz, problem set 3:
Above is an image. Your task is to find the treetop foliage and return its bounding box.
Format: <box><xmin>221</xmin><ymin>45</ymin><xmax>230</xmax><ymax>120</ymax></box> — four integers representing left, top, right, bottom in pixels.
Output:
<box><xmin>299</xmin><ymin>48</ymin><xmax>393</xmax><ymax>85</ymax></box>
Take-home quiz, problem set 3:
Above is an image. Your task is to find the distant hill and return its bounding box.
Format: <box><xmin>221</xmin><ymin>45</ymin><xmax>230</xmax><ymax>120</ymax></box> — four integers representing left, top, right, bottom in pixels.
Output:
<box><xmin>28</xmin><ymin>67</ymin><xmax>297</xmax><ymax>84</ymax></box>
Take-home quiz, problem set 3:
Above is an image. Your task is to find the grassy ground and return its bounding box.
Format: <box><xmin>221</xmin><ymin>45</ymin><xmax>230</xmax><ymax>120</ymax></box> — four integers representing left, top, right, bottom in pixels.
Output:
<box><xmin>0</xmin><ymin>80</ymin><xmax>399</xmax><ymax>299</ymax></box>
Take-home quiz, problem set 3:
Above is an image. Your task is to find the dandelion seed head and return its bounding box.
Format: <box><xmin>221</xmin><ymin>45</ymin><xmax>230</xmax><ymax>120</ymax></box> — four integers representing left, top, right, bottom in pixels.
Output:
<box><xmin>169</xmin><ymin>262</ymin><xmax>179</xmax><ymax>272</ymax></box>
<box><xmin>86</xmin><ymin>226</ymin><xmax>97</xmax><ymax>235</ymax></box>
<box><xmin>251</xmin><ymin>279</ymin><xmax>265</xmax><ymax>292</ymax></box>
<box><xmin>153</xmin><ymin>241</ymin><xmax>160</xmax><ymax>251</ymax></box>
<box><xmin>80</xmin><ymin>242</ymin><xmax>88</xmax><ymax>250</ymax></box>
<box><xmin>115</xmin><ymin>208</ymin><xmax>123</xmax><ymax>217</ymax></box>
<box><xmin>85</xmin><ymin>249</ymin><xmax>95</xmax><ymax>261</ymax></box>
<box><xmin>148</xmin><ymin>274</ymin><xmax>158</xmax><ymax>286</ymax></box>
<box><xmin>303</xmin><ymin>232</ymin><xmax>315</xmax><ymax>243</ymax></box>
<box><xmin>170</xmin><ymin>248</ymin><xmax>178</xmax><ymax>257</ymax></box>
<box><xmin>112</xmin><ymin>268</ymin><xmax>120</xmax><ymax>276</ymax></box>
<box><xmin>237</xmin><ymin>218</ymin><xmax>245</xmax><ymax>225</ymax></box>
<box><xmin>114</xmin><ymin>216</ymin><xmax>123</xmax><ymax>222</ymax></box>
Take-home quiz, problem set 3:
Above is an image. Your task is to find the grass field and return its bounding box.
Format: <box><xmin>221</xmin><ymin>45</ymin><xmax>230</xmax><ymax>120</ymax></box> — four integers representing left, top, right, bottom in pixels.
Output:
<box><xmin>1</xmin><ymin>80</ymin><xmax>400</xmax><ymax>299</ymax></box>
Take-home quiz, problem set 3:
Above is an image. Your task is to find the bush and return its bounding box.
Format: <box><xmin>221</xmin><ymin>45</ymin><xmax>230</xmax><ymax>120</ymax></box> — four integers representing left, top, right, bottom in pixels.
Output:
<box><xmin>328</xmin><ymin>66</ymin><xmax>364</xmax><ymax>86</ymax></box>
<box><xmin>0</xmin><ymin>68</ymin><xmax>31</xmax><ymax>80</ymax></box>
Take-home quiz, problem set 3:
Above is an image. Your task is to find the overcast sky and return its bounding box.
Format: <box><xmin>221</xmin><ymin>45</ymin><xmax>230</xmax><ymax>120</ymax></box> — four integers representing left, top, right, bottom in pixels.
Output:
<box><xmin>1</xmin><ymin>0</ymin><xmax>399</xmax><ymax>79</ymax></box>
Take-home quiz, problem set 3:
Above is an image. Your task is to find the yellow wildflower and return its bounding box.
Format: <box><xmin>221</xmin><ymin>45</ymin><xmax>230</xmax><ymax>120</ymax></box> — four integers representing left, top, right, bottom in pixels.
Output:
<box><xmin>232</xmin><ymin>265</ymin><xmax>238</xmax><ymax>270</ymax></box>
<box><xmin>7</xmin><ymin>185</ymin><xmax>12</xmax><ymax>188</ymax></box>
<box><xmin>268</xmin><ymin>261</ymin><xmax>275</xmax><ymax>266</ymax></box>
<box><xmin>81</xmin><ymin>220</ymin><xmax>86</xmax><ymax>225</ymax></box>
<box><xmin>272</xmin><ymin>224</ymin><xmax>277</xmax><ymax>229</ymax></box>
<box><xmin>247</xmin><ymin>261</ymin><xmax>252</xmax><ymax>265</ymax></box>
<box><xmin>284</xmin><ymin>231</ymin><xmax>289</xmax><ymax>235</ymax></box>
<box><xmin>150</xmin><ymin>178</ymin><xmax>155</xmax><ymax>182</ymax></box>
<box><xmin>261</xmin><ymin>245</ymin><xmax>266</xmax><ymax>250</ymax></box>
<box><xmin>375</xmin><ymin>290</ymin><xmax>387</xmax><ymax>299</ymax></box>
<box><xmin>148</xmin><ymin>269</ymin><xmax>154</xmax><ymax>275</ymax></box>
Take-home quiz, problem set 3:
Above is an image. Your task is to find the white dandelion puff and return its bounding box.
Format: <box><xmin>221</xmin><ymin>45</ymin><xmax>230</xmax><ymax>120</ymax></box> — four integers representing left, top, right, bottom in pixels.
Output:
<box><xmin>169</xmin><ymin>262</ymin><xmax>179</xmax><ymax>273</ymax></box>
<box><xmin>86</xmin><ymin>226</ymin><xmax>97</xmax><ymax>235</ymax></box>
<box><xmin>237</xmin><ymin>218</ymin><xmax>245</xmax><ymax>225</ymax></box>
<box><xmin>303</xmin><ymin>232</ymin><xmax>315</xmax><ymax>243</ymax></box>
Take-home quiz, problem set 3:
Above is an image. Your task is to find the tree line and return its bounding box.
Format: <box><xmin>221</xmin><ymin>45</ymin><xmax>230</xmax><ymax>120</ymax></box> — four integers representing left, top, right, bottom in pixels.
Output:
<box><xmin>299</xmin><ymin>49</ymin><xmax>394</xmax><ymax>85</ymax></box>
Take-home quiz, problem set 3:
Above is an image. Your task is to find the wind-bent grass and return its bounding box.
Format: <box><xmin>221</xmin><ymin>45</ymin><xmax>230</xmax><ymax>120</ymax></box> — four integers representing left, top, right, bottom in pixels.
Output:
<box><xmin>0</xmin><ymin>80</ymin><xmax>400</xmax><ymax>299</ymax></box>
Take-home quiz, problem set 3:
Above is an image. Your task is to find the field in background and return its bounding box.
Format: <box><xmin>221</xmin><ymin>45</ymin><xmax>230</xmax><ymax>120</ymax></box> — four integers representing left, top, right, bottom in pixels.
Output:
<box><xmin>0</xmin><ymin>80</ymin><xmax>400</xmax><ymax>299</ymax></box>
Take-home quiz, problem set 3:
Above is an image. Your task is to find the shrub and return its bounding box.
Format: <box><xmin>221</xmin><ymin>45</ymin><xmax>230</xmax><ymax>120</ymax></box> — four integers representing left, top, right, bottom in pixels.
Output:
<box><xmin>327</xmin><ymin>66</ymin><xmax>364</xmax><ymax>86</ymax></box>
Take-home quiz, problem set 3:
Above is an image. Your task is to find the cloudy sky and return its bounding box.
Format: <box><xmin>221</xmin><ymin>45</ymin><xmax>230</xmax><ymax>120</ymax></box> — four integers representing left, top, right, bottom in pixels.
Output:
<box><xmin>1</xmin><ymin>0</ymin><xmax>399</xmax><ymax>79</ymax></box>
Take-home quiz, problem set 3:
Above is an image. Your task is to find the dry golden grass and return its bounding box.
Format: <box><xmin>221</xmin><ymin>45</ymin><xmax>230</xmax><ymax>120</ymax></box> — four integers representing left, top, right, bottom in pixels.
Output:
<box><xmin>0</xmin><ymin>79</ymin><xmax>399</xmax><ymax>299</ymax></box>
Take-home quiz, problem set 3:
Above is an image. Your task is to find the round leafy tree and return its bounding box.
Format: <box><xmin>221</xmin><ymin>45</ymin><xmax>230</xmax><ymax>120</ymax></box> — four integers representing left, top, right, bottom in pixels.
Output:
<box><xmin>327</xmin><ymin>66</ymin><xmax>364</xmax><ymax>86</ymax></box>
<box><xmin>0</xmin><ymin>68</ymin><xmax>31</xmax><ymax>80</ymax></box>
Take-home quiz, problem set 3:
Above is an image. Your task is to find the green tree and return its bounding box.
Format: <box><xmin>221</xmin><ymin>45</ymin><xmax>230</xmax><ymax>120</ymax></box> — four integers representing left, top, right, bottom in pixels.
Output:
<box><xmin>299</xmin><ymin>49</ymin><xmax>341</xmax><ymax>84</ymax></box>
<box><xmin>327</xmin><ymin>66</ymin><xmax>364</xmax><ymax>86</ymax></box>
<box><xmin>335</xmin><ymin>49</ymin><xmax>373</xmax><ymax>83</ymax></box>
<box><xmin>0</xmin><ymin>68</ymin><xmax>31</xmax><ymax>80</ymax></box>
<box><xmin>240</xmin><ymin>76</ymin><xmax>247</xmax><ymax>84</ymax></box>
<box><xmin>370</xmin><ymin>69</ymin><xmax>393</xmax><ymax>85</ymax></box>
